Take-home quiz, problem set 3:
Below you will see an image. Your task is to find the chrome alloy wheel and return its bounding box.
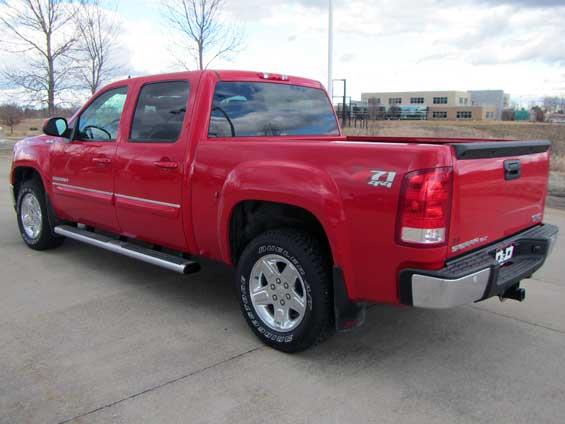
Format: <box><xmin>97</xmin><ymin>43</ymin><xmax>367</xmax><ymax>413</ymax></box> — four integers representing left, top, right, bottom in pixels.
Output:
<box><xmin>249</xmin><ymin>254</ymin><xmax>307</xmax><ymax>332</ymax></box>
<box><xmin>20</xmin><ymin>192</ymin><xmax>42</xmax><ymax>239</ymax></box>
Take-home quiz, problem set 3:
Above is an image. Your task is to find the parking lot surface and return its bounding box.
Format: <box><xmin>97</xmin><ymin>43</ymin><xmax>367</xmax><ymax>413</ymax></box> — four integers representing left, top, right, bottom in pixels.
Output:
<box><xmin>1</xmin><ymin>154</ymin><xmax>564</xmax><ymax>424</ymax></box>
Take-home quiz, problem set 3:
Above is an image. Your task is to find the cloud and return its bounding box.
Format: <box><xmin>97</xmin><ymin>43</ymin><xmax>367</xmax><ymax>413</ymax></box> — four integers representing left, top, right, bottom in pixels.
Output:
<box><xmin>480</xmin><ymin>0</ymin><xmax>565</xmax><ymax>7</ymax></box>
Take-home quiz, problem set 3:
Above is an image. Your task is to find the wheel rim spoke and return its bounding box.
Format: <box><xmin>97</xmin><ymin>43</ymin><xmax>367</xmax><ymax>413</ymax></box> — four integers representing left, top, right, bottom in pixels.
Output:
<box><xmin>273</xmin><ymin>306</ymin><xmax>287</xmax><ymax>326</ymax></box>
<box><xmin>280</xmin><ymin>264</ymin><xmax>298</xmax><ymax>284</ymax></box>
<box><xmin>251</xmin><ymin>288</ymin><xmax>270</xmax><ymax>306</ymax></box>
<box><xmin>289</xmin><ymin>292</ymin><xmax>306</xmax><ymax>314</ymax></box>
<box><xmin>258</xmin><ymin>259</ymin><xmax>278</xmax><ymax>284</ymax></box>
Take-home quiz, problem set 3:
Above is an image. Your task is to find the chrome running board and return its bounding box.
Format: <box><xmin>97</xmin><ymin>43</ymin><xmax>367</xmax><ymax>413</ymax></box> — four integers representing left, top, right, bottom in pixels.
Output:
<box><xmin>54</xmin><ymin>225</ymin><xmax>200</xmax><ymax>274</ymax></box>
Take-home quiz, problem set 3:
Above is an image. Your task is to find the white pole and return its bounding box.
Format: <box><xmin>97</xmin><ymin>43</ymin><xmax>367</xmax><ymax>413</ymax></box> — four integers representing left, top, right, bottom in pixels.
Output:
<box><xmin>328</xmin><ymin>0</ymin><xmax>334</xmax><ymax>102</ymax></box>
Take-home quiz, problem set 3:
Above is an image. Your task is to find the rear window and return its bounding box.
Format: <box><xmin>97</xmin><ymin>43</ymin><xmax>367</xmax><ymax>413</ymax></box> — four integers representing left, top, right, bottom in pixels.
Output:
<box><xmin>208</xmin><ymin>82</ymin><xmax>339</xmax><ymax>137</ymax></box>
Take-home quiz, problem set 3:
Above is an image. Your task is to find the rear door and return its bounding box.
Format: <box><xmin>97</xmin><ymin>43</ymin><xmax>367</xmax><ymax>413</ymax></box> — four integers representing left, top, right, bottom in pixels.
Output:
<box><xmin>448</xmin><ymin>140</ymin><xmax>550</xmax><ymax>257</ymax></box>
<box><xmin>113</xmin><ymin>79</ymin><xmax>193</xmax><ymax>251</ymax></box>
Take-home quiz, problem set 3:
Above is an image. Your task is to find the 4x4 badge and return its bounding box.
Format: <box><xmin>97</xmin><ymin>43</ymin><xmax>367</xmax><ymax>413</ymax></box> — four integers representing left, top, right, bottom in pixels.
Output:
<box><xmin>368</xmin><ymin>170</ymin><xmax>396</xmax><ymax>188</ymax></box>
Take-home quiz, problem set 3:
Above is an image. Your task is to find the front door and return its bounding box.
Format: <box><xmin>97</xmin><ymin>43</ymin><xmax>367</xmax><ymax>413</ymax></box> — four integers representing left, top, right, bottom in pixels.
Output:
<box><xmin>114</xmin><ymin>80</ymin><xmax>192</xmax><ymax>251</ymax></box>
<box><xmin>50</xmin><ymin>86</ymin><xmax>129</xmax><ymax>232</ymax></box>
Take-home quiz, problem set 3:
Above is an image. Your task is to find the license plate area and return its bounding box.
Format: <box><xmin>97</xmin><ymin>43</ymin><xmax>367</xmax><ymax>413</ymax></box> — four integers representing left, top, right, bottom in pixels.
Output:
<box><xmin>495</xmin><ymin>245</ymin><xmax>515</xmax><ymax>265</ymax></box>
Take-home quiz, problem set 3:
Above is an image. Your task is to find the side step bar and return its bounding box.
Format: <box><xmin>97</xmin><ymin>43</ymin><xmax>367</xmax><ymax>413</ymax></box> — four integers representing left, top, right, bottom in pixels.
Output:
<box><xmin>54</xmin><ymin>225</ymin><xmax>200</xmax><ymax>274</ymax></box>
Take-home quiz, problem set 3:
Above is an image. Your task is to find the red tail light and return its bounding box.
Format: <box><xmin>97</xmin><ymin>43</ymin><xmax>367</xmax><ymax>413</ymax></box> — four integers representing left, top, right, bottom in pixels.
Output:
<box><xmin>396</xmin><ymin>167</ymin><xmax>453</xmax><ymax>246</ymax></box>
<box><xmin>257</xmin><ymin>72</ymin><xmax>289</xmax><ymax>81</ymax></box>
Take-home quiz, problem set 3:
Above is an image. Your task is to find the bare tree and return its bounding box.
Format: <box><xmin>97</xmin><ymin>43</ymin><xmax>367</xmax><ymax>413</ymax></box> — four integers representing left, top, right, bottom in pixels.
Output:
<box><xmin>0</xmin><ymin>103</ymin><xmax>24</xmax><ymax>134</ymax></box>
<box><xmin>74</xmin><ymin>0</ymin><xmax>121</xmax><ymax>94</ymax></box>
<box><xmin>162</xmin><ymin>0</ymin><xmax>243</xmax><ymax>70</ymax></box>
<box><xmin>0</xmin><ymin>0</ymin><xmax>85</xmax><ymax>115</ymax></box>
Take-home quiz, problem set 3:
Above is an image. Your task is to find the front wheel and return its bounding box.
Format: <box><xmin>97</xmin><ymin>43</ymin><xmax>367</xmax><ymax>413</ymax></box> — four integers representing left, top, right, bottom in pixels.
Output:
<box><xmin>236</xmin><ymin>229</ymin><xmax>333</xmax><ymax>353</ymax></box>
<box><xmin>16</xmin><ymin>179</ymin><xmax>64</xmax><ymax>250</ymax></box>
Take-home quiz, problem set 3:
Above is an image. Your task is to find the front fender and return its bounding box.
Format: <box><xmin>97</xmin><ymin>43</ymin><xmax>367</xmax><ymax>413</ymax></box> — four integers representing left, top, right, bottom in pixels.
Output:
<box><xmin>217</xmin><ymin>160</ymin><xmax>355</xmax><ymax>291</ymax></box>
<box><xmin>10</xmin><ymin>138</ymin><xmax>53</xmax><ymax>198</ymax></box>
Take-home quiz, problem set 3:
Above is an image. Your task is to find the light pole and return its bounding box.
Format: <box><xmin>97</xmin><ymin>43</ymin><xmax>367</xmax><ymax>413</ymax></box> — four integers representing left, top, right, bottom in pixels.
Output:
<box><xmin>327</xmin><ymin>0</ymin><xmax>334</xmax><ymax>100</ymax></box>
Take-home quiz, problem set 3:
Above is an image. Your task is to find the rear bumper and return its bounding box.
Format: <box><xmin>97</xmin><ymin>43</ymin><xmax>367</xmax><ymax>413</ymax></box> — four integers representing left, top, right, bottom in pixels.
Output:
<box><xmin>399</xmin><ymin>224</ymin><xmax>558</xmax><ymax>309</ymax></box>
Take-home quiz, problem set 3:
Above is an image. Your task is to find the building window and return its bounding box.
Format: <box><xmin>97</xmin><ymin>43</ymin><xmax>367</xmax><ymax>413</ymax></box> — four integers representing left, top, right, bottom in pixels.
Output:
<box><xmin>459</xmin><ymin>97</ymin><xmax>469</xmax><ymax>105</ymax></box>
<box><xmin>432</xmin><ymin>111</ymin><xmax>448</xmax><ymax>119</ymax></box>
<box><xmin>389</xmin><ymin>97</ymin><xmax>402</xmax><ymax>105</ymax></box>
<box><xmin>457</xmin><ymin>111</ymin><xmax>472</xmax><ymax>119</ymax></box>
<box><xmin>433</xmin><ymin>97</ymin><xmax>448</xmax><ymax>104</ymax></box>
<box><xmin>368</xmin><ymin>97</ymin><xmax>381</xmax><ymax>105</ymax></box>
<box><xmin>485</xmin><ymin>111</ymin><xmax>494</xmax><ymax>119</ymax></box>
<box><xmin>410</xmin><ymin>97</ymin><xmax>424</xmax><ymax>104</ymax></box>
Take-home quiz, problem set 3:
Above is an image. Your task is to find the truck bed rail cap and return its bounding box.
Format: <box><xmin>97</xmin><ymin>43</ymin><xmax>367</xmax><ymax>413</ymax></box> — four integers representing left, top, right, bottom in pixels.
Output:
<box><xmin>452</xmin><ymin>139</ymin><xmax>550</xmax><ymax>160</ymax></box>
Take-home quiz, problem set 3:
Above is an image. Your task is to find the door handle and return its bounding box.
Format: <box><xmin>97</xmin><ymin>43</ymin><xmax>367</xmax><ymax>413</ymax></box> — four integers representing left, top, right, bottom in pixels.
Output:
<box><xmin>93</xmin><ymin>157</ymin><xmax>112</xmax><ymax>165</ymax></box>
<box><xmin>154</xmin><ymin>161</ymin><xmax>178</xmax><ymax>169</ymax></box>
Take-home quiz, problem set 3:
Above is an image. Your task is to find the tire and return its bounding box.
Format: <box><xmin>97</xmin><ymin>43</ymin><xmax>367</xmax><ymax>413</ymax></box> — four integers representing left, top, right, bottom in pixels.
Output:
<box><xmin>16</xmin><ymin>179</ymin><xmax>64</xmax><ymax>251</ymax></box>
<box><xmin>236</xmin><ymin>229</ymin><xmax>334</xmax><ymax>353</ymax></box>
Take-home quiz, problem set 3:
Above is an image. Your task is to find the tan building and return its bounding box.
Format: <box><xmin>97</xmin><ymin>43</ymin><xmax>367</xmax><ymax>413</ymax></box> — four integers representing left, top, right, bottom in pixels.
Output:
<box><xmin>361</xmin><ymin>91</ymin><xmax>471</xmax><ymax>107</ymax></box>
<box><xmin>360</xmin><ymin>90</ymin><xmax>500</xmax><ymax>120</ymax></box>
<box><xmin>428</xmin><ymin>105</ymin><xmax>497</xmax><ymax>121</ymax></box>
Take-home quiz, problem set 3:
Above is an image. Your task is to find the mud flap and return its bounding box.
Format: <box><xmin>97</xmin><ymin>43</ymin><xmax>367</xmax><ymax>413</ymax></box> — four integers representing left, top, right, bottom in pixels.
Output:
<box><xmin>333</xmin><ymin>267</ymin><xmax>366</xmax><ymax>332</ymax></box>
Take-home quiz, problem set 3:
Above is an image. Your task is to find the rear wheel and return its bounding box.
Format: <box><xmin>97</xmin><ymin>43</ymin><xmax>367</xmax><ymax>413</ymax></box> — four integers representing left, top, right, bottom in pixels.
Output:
<box><xmin>236</xmin><ymin>229</ymin><xmax>333</xmax><ymax>353</ymax></box>
<box><xmin>16</xmin><ymin>179</ymin><xmax>64</xmax><ymax>250</ymax></box>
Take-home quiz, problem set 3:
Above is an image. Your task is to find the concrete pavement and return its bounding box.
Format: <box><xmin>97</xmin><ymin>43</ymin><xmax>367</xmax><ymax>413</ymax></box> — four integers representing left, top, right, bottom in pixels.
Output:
<box><xmin>1</xmin><ymin>154</ymin><xmax>564</xmax><ymax>424</ymax></box>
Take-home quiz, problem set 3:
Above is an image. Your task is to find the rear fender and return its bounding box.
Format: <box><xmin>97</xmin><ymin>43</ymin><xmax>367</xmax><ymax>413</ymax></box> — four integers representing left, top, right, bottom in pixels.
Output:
<box><xmin>217</xmin><ymin>160</ymin><xmax>354</xmax><ymax>291</ymax></box>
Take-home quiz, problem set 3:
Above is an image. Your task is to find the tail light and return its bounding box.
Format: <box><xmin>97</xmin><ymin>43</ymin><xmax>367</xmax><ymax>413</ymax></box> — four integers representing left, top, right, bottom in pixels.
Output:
<box><xmin>396</xmin><ymin>167</ymin><xmax>453</xmax><ymax>246</ymax></box>
<box><xmin>258</xmin><ymin>72</ymin><xmax>289</xmax><ymax>81</ymax></box>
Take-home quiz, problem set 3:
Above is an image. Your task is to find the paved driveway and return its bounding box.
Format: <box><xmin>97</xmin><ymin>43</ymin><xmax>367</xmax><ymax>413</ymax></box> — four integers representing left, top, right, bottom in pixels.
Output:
<box><xmin>1</xmin><ymin>154</ymin><xmax>564</xmax><ymax>424</ymax></box>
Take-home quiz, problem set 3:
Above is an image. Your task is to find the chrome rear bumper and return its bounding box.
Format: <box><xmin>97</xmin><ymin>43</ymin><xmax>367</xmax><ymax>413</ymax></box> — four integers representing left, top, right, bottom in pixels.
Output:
<box><xmin>411</xmin><ymin>268</ymin><xmax>491</xmax><ymax>309</ymax></box>
<box><xmin>399</xmin><ymin>224</ymin><xmax>558</xmax><ymax>309</ymax></box>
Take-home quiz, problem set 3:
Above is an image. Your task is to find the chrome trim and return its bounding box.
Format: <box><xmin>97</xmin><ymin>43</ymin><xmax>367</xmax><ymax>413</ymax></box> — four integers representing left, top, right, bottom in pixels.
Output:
<box><xmin>52</xmin><ymin>182</ymin><xmax>181</xmax><ymax>208</ymax></box>
<box><xmin>52</xmin><ymin>182</ymin><xmax>113</xmax><ymax>197</ymax></box>
<box><xmin>115</xmin><ymin>193</ymin><xmax>181</xmax><ymax>209</ymax></box>
<box><xmin>54</xmin><ymin>225</ymin><xmax>188</xmax><ymax>274</ymax></box>
<box><xmin>412</xmin><ymin>268</ymin><xmax>491</xmax><ymax>309</ymax></box>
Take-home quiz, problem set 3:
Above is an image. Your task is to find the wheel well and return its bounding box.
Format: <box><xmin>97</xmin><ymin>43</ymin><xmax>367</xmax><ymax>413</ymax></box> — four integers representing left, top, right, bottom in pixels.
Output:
<box><xmin>229</xmin><ymin>200</ymin><xmax>333</xmax><ymax>265</ymax></box>
<box><xmin>12</xmin><ymin>167</ymin><xmax>44</xmax><ymax>199</ymax></box>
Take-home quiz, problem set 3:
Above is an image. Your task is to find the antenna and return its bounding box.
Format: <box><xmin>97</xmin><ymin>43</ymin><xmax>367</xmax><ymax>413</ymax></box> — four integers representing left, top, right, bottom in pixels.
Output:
<box><xmin>328</xmin><ymin>0</ymin><xmax>334</xmax><ymax>100</ymax></box>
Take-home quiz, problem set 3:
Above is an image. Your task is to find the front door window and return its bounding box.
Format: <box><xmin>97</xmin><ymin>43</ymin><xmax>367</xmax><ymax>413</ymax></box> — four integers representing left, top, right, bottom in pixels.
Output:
<box><xmin>76</xmin><ymin>87</ymin><xmax>128</xmax><ymax>141</ymax></box>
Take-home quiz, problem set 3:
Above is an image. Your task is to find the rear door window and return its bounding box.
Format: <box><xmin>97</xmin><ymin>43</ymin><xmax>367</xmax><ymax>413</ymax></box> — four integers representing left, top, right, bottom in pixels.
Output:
<box><xmin>130</xmin><ymin>81</ymin><xmax>190</xmax><ymax>143</ymax></box>
<box><xmin>208</xmin><ymin>82</ymin><xmax>339</xmax><ymax>137</ymax></box>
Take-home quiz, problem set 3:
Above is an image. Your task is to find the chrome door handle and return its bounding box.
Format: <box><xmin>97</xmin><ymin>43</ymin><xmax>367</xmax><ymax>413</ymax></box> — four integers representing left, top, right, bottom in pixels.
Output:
<box><xmin>154</xmin><ymin>161</ymin><xmax>178</xmax><ymax>169</ymax></box>
<box><xmin>92</xmin><ymin>157</ymin><xmax>112</xmax><ymax>165</ymax></box>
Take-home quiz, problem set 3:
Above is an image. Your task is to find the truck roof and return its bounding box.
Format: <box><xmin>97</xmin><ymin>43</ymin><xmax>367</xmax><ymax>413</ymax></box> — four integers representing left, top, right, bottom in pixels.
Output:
<box><xmin>109</xmin><ymin>70</ymin><xmax>324</xmax><ymax>90</ymax></box>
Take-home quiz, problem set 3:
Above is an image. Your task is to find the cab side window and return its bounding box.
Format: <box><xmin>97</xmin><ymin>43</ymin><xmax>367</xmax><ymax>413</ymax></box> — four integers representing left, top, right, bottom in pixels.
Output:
<box><xmin>129</xmin><ymin>81</ymin><xmax>190</xmax><ymax>143</ymax></box>
<box><xmin>76</xmin><ymin>87</ymin><xmax>128</xmax><ymax>141</ymax></box>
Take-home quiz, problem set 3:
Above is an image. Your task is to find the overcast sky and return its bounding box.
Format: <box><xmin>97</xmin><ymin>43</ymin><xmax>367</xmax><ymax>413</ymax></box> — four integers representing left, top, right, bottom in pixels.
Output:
<box><xmin>2</xmin><ymin>0</ymin><xmax>565</xmax><ymax>105</ymax></box>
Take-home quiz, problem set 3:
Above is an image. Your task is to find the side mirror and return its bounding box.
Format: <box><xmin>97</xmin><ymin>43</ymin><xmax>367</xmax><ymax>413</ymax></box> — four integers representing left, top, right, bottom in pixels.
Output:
<box><xmin>43</xmin><ymin>117</ymin><xmax>69</xmax><ymax>137</ymax></box>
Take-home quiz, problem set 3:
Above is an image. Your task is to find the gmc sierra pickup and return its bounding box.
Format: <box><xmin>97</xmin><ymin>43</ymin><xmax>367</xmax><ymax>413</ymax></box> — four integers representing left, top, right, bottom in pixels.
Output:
<box><xmin>10</xmin><ymin>70</ymin><xmax>558</xmax><ymax>352</ymax></box>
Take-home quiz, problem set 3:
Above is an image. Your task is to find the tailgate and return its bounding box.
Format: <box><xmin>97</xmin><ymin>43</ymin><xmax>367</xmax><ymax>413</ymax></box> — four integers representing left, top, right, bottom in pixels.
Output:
<box><xmin>448</xmin><ymin>140</ymin><xmax>551</xmax><ymax>258</ymax></box>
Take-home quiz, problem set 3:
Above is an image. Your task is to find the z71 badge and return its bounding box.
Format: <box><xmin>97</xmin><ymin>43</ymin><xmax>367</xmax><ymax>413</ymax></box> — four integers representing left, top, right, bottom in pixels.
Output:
<box><xmin>368</xmin><ymin>170</ymin><xmax>396</xmax><ymax>188</ymax></box>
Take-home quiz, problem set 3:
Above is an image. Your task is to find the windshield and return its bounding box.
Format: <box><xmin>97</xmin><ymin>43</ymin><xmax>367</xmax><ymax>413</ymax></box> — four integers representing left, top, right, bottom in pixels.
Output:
<box><xmin>208</xmin><ymin>81</ymin><xmax>339</xmax><ymax>137</ymax></box>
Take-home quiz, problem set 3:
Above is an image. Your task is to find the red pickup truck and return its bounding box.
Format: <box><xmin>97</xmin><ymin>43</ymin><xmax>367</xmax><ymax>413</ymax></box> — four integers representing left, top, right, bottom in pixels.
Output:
<box><xmin>10</xmin><ymin>70</ymin><xmax>558</xmax><ymax>352</ymax></box>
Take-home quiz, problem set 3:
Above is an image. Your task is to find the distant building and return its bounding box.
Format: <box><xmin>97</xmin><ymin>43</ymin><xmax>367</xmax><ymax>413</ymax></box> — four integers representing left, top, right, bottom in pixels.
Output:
<box><xmin>360</xmin><ymin>90</ymin><xmax>499</xmax><ymax>121</ymax></box>
<box><xmin>547</xmin><ymin>113</ymin><xmax>565</xmax><ymax>124</ymax></box>
<box><xmin>427</xmin><ymin>105</ymin><xmax>497</xmax><ymax>121</ymax></box>
<box><xmin>469</xmin><ymin>90</ymin><xmax>509</xmax><ymax>120</ymax></box>
<box><xmin>361</xmin><ymin>91</ymin><xmax>471</xmax><ymax>108</ymax></box>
